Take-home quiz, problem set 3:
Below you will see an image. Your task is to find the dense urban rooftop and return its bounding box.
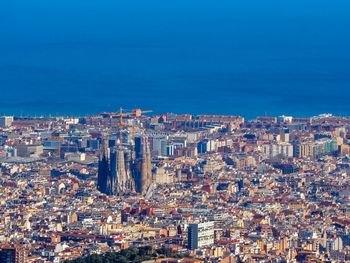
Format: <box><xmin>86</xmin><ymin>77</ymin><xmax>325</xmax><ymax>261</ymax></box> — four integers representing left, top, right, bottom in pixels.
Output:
<box><xmin>0</xmin><ymin>112</ymin><xmax>350</xmax><ymax>262</ymax></box>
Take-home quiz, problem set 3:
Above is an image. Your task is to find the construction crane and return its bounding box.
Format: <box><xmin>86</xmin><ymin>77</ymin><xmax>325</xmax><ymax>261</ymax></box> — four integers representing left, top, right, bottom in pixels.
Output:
<box><xmin>100</xmin><ymin>108</ymin><xmax>153</xmax><ymax>119</ymax></box>
<box><xmin>100</xmin><ymin>108</ymin><xmax>152</xmax><ymax>144</ymax></box>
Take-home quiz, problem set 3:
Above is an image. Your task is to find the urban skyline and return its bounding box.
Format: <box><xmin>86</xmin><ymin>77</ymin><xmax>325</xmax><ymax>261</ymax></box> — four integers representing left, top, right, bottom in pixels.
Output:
<box><xmin>0</xmin><ymin>111</ymin><xmax>350</xmax><ymax>262</ymax></box>
<box><xmin>1</xmin><ymin>0</ymin><xmax>350</xmax><ymax>262</ymax></box>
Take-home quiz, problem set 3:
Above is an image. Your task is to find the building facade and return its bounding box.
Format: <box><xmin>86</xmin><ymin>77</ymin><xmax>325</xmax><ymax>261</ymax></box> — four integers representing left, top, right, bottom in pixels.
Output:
<box><xmin>187</xmin><ymin>221</ymin><xmax>215</xmax><ymax>250</ymax></box>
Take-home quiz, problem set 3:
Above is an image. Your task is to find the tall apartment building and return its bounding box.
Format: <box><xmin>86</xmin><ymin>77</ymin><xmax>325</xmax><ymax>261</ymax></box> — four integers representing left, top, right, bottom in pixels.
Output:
<box><xmin>293</xmin><ymin>140</ymin><xmax>313</xmax><ymax>158</ymax></box>
<box><xmin>152</xmin><ymin>136</ymin><xmax>168</xmax><ymax>157</ymax></box>
<box><xmin>260</xmin><ymin>142</ymin><xmax>293</xmax><ymax>158</ymax></box>
<box><xmin>187</xmin><ymin>221</ymin><xmax>214</xmax><ymax>250</ymax></box>
<box><xmin>279</xmin><ymin>128</ymin><xmax>290</xmax><ymax>143</ymax></box>
<box><xmin>293</xmin><ymin>138</ymin><xmax>338</xmax><ymax>159</ymax></box>
<box><xmin>0</xmin><ymin>246</ymin><xmax>27</xmax><ymax>263</ymax></box>
<box><xmin>313</xmin><ymin>138</ymin><xmax>338</xmax><ymax>159</ymax></box>
<box><xmin>0</xmin><ymin>116</ymin><xmax>14</xmax><ymax>127</ymax></box>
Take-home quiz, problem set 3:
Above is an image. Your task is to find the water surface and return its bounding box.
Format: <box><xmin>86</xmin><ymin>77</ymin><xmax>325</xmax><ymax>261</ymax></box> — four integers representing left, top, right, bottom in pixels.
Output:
<box><xmin>1</xmin><ymin>0</ymin><xmax>350</xmax><ymax>118</ymax></box>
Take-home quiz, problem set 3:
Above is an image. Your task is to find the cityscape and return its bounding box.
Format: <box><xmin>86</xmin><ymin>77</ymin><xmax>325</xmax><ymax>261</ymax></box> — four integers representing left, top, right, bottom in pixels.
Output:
<box><xmin>0</xmin><ymin>111</ymin><xmax>350</xmax><ymax>262</ymax></box>
<box><xmin>2</xmin><ymin>0</ymin><xmax>350</xmax><ymax>261</ymax></box>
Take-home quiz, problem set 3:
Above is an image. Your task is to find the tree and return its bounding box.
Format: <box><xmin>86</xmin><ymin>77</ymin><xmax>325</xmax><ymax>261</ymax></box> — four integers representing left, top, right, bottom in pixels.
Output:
<box><xmin>65</xmin><ymin>246</ymin><xmax>184</xmax><ymax>263</ymax></box>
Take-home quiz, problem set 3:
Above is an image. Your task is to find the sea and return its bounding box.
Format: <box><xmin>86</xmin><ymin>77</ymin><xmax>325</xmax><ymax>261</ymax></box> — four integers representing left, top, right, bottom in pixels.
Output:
<box><xmin>0</xmin><ymin>0</ymin><xmax>350</xmax><ymax>119</ymax></box>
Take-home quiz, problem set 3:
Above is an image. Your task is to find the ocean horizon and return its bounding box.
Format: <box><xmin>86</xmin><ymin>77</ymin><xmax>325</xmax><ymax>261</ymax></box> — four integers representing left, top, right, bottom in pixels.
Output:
<box><xmin>1</xmin><ymin>0</ymin><xmax>350</xmax><ymax>119</ymax></box>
